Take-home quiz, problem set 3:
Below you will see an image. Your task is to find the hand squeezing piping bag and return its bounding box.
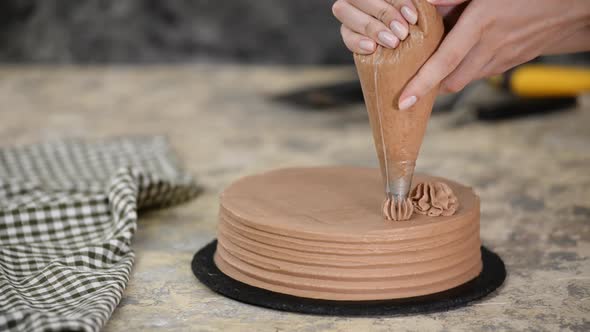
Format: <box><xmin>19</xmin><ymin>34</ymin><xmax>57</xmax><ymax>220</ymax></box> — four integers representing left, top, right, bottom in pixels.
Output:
<box><xmin>354</xmin><ymin>0</ymin><xmax>444</xmax><ymax>219</ymax></box>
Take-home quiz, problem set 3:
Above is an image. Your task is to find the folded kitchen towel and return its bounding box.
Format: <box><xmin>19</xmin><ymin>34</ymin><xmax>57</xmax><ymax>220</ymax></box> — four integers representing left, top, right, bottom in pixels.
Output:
<box><xmin>0</xmin><ymin>136</ymin><xmax>201</xmax><ymax>332</ymax></box>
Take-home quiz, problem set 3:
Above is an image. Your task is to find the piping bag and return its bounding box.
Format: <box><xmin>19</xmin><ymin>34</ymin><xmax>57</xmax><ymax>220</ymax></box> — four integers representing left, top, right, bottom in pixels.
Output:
<box><xmin>354</xmin><ymin>0</ymin><xmax>444</xmax><ymax>220</ymax></box>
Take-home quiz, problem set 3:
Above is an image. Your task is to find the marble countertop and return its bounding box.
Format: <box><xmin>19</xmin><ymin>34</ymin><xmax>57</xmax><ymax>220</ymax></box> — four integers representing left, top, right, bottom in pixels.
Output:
<box><xmin>1</xmin><ymin>65</ymin><xmax>589</xmax><ymax>331</ymax></box>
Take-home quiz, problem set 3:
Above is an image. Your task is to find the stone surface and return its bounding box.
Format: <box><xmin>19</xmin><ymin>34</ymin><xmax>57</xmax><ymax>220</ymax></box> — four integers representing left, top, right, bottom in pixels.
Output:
<box><xmin>0</xmin><ymin>64</ymin><xmax>589</xmax><ymax>331</ymax></box>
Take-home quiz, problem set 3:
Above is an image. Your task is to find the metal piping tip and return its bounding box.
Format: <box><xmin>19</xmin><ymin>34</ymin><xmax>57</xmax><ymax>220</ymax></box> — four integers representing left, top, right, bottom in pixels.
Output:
<box><xmin>385</xmin><ymin>160</ymin><xmax>415</xmax><ymax>202</ymax></box>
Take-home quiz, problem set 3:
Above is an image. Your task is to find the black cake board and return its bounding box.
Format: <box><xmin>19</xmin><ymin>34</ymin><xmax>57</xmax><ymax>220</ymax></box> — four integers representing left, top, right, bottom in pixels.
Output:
<box><xmin>192</xmin><ymin>240</ymin><xmax>506</xmax><ymax>316</ymax></box>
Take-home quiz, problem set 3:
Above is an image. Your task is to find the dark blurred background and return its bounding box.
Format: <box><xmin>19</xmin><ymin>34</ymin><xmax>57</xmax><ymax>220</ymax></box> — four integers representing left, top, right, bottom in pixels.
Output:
<box><xmin>2</xmin><ymin>0</ymin><xmax>587</xmax><ymax>67</ymax></box>
<box><xmin>0</xmin><ymin>0</ymin><xmax>351</xmax><ymax>64</ymax></box>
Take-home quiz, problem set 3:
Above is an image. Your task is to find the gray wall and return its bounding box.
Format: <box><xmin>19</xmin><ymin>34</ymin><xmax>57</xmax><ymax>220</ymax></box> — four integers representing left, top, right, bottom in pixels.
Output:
<box><xmin>0</xmin><ymin>0</ymin><xmax>349</xmax><ymax>64</ymax></box>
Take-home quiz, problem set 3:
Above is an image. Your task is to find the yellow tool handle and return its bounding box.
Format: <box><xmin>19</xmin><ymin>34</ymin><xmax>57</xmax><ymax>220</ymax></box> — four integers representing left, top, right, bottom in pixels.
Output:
<box><xmin>507</xmin><ymin>65</ymin><xmax>590</xmax><ymax>97</ymax></box>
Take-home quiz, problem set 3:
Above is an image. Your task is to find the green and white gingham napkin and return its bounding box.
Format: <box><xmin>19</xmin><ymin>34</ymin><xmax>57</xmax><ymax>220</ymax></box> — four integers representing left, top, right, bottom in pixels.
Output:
<box><xmin>0</xmin><ymin>136</ymin><xmax>201</xmax><ymax>332</ymax></box>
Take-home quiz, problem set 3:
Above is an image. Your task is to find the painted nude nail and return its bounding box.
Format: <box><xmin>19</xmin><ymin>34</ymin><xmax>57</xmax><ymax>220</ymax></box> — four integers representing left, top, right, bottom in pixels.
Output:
<box><xmin>390</xmin><ymin>20</ymin><xmax>408</xmax><ymax>40</ymax></box>
<box><xmin>377</xmin><ymin>31</ymin><xmax>399</xmax><ymax>49</ymax></box>
<box><xmin>399</xmin><ymin>96</ymin><xmax>417</xmax><ymax>110</ymax></box>
<box><xmin>401</xmin><ymin>6</ymin><xmax>418</xmax><ymax>25</ymax></box>
<box><xmin>359</xmin><ymin>39</ymin><xmax>375</xmax><ymax>52</ymax></box>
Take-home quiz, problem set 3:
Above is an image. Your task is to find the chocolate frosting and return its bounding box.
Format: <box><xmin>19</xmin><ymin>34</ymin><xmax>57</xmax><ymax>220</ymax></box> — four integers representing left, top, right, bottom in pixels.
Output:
<box><xmin>214</xmin><ymin>167</ymin><xmax>482</xmax><ymax>300</ymax></box>
<box><xmin>382</xmin><ymin>196</ymin><xmax>414</xmax><ymax>221</ymax></box>
<box><xmin>411</xmin><ymin>181</ymin><xmax>459</xmax><ymax>217</ymax></box>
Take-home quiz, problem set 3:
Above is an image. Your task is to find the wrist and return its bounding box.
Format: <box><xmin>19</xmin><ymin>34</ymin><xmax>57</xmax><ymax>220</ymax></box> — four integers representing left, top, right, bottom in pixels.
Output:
<box><xmin>574</xmin><ymin>0</ymin><xmax>590</xmax><ymax>27</ymax></box>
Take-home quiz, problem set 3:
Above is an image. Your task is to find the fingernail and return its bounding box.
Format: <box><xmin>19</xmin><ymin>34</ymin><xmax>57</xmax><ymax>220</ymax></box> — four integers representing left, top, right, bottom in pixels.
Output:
<box><xmin>377</xmin><ymin>31</ymin><xmax>399</xmax><ymax>49</ymax></box>
<box><xmin>390</xmin><ymin>20</ymin><xmax>408</xmax><ymax>40</ymax></box>
<box><xmin>359</xmin><ymin>39</ymin><xmax>375</xmax><ymax>52</ymax></box>
<box><xmin>401</xmin><ymin>6</ymin><xmax>418</xmax><ymax>25</ymax></box>
<box><xmin>399</xmin><ymin>95</ymin><xmax>417</xmax><ymax>110</ymax></box>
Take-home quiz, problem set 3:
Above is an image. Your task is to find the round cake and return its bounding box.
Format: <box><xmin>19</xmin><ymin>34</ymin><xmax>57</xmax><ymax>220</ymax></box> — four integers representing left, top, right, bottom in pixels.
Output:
<box><xmin>214</xmin><ymin>167</ymin><xmax>482</xmax><ymax>301</ymax></box>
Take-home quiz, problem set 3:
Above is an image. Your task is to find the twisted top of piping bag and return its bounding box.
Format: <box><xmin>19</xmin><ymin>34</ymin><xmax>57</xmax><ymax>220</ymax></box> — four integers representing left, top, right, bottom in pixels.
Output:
<box><xmin>353</xmin><ymin>0</ymin><xmax>444</xmax><ymax>221</ymax></box>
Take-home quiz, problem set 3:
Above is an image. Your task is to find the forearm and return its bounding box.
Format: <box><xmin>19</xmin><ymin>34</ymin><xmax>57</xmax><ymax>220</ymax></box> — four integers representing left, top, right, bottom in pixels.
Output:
<box><xmin>543</xmin><ymin>26</ymin><xmax>590</xmax><ymax>54</ymax></box>
<box><xmin>543</xmin><ymin>0</ymin><xmax>590</xmax><ymax>54</ymax></box>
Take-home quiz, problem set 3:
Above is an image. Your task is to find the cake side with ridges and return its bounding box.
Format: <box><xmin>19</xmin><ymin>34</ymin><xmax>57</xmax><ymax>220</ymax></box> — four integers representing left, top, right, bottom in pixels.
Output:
<box><xmin>214</xmin><ymin>167</ymin><xmax>483</xmax><ymax>301</ymax></box>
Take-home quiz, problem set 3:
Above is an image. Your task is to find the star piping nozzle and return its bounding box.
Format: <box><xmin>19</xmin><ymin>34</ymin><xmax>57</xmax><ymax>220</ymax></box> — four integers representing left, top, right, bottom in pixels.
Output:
<box><xmin>385</xmin><ymin>160</ymin><xmax>415</xmax><ymax>202</ymax></box>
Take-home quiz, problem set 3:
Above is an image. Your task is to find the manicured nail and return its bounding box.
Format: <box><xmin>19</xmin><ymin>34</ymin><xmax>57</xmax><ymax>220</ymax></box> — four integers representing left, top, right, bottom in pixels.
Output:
<box><xmin>377</xmin><ymin>31</ymin><xmax>399</xmax><ymax>49</ymax></box>
<box><xmin>401</xmin><ymin>6</ymin><xmax>418</xmax><ymax>25</ymax></box>
<box><xmin>390</xmin><ymin>20</ymin><xmax>408</xmax><ymax>40</ymax></box>
<box><xmin>359</xmin><ymin>39</ymin><xmax>375</xmax><ymax>52</ymax></box>
<box><xmin>399</xmin><ymin>96</ymin><xmax>417</xmax><ymax>110</ymax></box>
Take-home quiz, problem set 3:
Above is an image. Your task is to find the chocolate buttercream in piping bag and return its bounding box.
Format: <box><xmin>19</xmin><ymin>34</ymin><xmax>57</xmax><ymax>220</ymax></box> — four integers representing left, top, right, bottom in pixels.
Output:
<box><xmin>354</xmin><ymin>0</ymin><xmax>444</xmax><ymax>220</ymax></box>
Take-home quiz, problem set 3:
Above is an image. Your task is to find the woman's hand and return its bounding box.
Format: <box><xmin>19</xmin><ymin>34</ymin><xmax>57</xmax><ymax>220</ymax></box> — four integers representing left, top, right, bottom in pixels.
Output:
<box><xmin>332</xmin><ymin>0</ymin><xmax>590</xmax><ymax>111</ymax></box>
<box><xmin>397</xmin><ymin>0</ymin><xmax>590</xmax><ymax>109</ymax></box>
<box><xmin>332</xmin><ymin>0</ymin><xmax>421</xmax><ymax>53</ymax></box>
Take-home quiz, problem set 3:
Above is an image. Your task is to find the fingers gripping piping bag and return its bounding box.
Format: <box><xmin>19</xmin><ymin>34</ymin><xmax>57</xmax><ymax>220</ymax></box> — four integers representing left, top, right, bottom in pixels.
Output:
<box><xmin>354</xmin><ymin>0</ymin><xmax>444</xmax><ymax>221</ymax></box>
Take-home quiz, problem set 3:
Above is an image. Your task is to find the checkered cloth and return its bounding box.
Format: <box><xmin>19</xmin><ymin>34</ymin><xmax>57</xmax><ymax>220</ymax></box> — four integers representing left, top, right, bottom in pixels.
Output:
<box><xmin>0</xmin><ymin>137</ymin><xmax>201</xmax><ymax>332</ymax></box>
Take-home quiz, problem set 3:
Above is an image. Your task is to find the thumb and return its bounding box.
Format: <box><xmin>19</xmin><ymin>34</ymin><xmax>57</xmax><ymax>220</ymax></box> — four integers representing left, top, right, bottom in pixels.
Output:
<box><xmin>397</xmin><ymin>9</ymin><xmax>479</xmax><ymax>110</ymax></box>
